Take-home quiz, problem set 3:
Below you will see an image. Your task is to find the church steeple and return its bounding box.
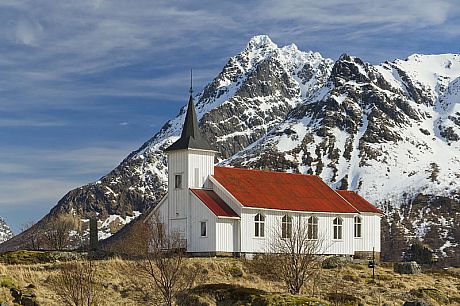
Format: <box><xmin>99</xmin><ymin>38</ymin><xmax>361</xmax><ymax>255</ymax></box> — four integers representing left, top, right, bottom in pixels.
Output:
<box><xmin>164</xmin><ymin>73</ymin><xmax>213</xmax><ymax>152</ymax></box>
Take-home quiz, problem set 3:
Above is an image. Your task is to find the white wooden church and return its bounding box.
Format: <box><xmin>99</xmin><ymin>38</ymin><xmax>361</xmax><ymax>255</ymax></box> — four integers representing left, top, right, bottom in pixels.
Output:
<box><xmin>149</xmin><ymin>92</ymin><xmax>383</xmax><ymax>258</ymax></box>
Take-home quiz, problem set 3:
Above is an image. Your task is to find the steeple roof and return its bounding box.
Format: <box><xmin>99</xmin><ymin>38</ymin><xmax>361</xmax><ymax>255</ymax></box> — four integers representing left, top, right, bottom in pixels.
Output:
<box><xmin>164</xmin><ymin>94</ymin><xmax>214</xmax><ymax>152</ymax></box>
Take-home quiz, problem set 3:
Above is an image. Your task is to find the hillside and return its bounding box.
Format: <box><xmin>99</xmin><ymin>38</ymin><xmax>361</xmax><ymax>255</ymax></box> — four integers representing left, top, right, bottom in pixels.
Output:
<box><xmin>1</xmin><ymin>256</ymin><xmax>459</xmax><ymax>305</ymax></box>
<box><xmin>1</xmin><ymin>36</ymin><xmax>458</xmax><ymax>262</ymax></box>
<box><xmin>0</xmin><ymin>217</ymin><xmax>13</xmax><ymax>244</ymax></box>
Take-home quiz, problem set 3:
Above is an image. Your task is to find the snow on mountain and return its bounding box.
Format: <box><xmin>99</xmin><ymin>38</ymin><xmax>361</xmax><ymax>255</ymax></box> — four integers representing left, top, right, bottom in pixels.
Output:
<box><xmin>227</xmin><ymin>53</ymin><xmax>459</xmax><ymax>205</ymax></box>
<box><xmin>0</xmin><ymin>216</ymin><xmax>13</xmax><ymax>243</ymax></box>
<box><xmin>225</xmin><ymin>52</ymin><xmax>459</xmax><ymax>261</ymax></box>
<box><xmin>1</xmin><ymin>36</ymin><xmax>458</xmax><ymax>262</ymax></box>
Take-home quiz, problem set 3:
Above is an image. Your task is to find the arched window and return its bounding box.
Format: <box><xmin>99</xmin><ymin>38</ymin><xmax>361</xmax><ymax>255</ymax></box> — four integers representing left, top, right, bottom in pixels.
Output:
<box><xmin>333</xmin><ymin>217</ymin><xmax>343</xmax><ymax>240</ymax></box>
<box><xmin>354</xmin><ymin>216</ymin><xmax>362</xmax><ymax>238</ymax></box>
<box><xmin>254</xmin><ymin>213</ymin><xmax>265</xmax><ymax>237</ymax></box>
<box><xmin>282</xmin><ymin>215</ymin><xmax>292</xmax><ymax>238</ymax></box>
<box><xmin>307</xmin><ymin>216</ymin><xmax>318</xmax><ymax>239</ymax></box>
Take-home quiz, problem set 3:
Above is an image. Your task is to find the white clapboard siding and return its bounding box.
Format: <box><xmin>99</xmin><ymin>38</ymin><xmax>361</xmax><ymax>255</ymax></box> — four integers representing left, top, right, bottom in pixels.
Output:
<box><xmin>354</xmin><ymin>214</ymin><xmax>381</xmax><ymax>252</ymax></box>
<box><xmin>240</xmin><ymin>209</ymin><xmax>356</xmax><ymax>255</ymax></box>
<box><xmin>188</xmin><ymin>193</ymin><xmax>217</xmax><ymax>253</ymax></box>
<box><xmin>166</xmin><ymin>149</ymin><xmax>215</xmax><ymax>244</ymax></box>
<box><xmin>152</xmin><ymin>195</ymin><xmax>169</xmax><ymax>228</ymax></box>
<box><xmin>187</xmin><ymin>150</ymin><xmax>215</xmax><ymax>188</ymax></box>
<box><xmin>167</xmin><ymin>151</ymin><xmax>189</xmax><ymax>221</ymax></box>
<box><xmin>216</xmin><ymin>219</ymin><xmax>238</xmax><ymax>253</ymax></box>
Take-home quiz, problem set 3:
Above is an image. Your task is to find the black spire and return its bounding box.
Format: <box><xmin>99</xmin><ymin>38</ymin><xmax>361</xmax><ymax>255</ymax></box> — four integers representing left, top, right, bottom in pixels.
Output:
<box><xmin>164</xmin><ymin>72</ymin><xmax>213</xmax><ymax>152</ymax></box>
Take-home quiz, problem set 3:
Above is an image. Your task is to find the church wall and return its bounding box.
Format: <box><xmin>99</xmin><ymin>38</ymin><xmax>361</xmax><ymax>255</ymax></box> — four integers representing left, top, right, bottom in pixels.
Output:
<box><xmin>167</xmin><ymin>151</ymin><xmax>189</xmax><ymax>221</ymax></box>
<box><xmin>216</xmin><ymin>219</ymin><xmax>238</xmax><ymax>253</ymax></box>
<box><xmin>187</xmin><ymin>151</ymin><xmax>215</xmax><ymax>189</ymax></box>
<box><xmin>353</xmin><ymin>213</ymin><xmax>381</xmax><ymax>253</ymax></box>
<box><xmin>188</xmin><ymin>192</ymin><xmax>217</xmax><ymax>253</ymax></box>
<box><xmin>239</xmin><ymin>209</ymin><xmax>361</xmax><ymax>255</ymax></box>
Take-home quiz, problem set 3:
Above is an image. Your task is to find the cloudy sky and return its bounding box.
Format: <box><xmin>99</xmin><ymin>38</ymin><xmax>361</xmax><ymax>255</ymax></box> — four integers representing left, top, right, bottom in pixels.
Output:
<box><xmin>0</xmin><ymin>0</ymin><xmax>459</xmax><ymax>232</ymax></box>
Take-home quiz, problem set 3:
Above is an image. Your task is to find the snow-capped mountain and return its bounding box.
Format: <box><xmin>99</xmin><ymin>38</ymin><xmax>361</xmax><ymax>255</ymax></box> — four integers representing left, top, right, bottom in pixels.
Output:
<box><xmin>0</xmin><ymin>216</ymin><xmax>13</xmax><ymax>243</ymax></box>
<box><xmin>1</xmin><ymin>36</ymin><xmax>458</xmax><ymax>263</ymax></box>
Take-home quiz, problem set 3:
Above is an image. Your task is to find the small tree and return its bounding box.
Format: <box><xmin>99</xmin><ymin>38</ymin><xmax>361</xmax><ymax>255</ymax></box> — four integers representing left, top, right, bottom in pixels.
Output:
<box><xmin>128</xmin><ymin>213</ymin><xmax>198</xmax><ymax>306</ymax></box>
<box><xmin>258</xmin><ymin>215</ymin><xmax>325</xmax><ymax>295</ymax></box>
<box><xmin>51</xmin><ymin>258</ymin><xmax>102</xmax><ymax>306</ymax></box>
<box><xmin>21</xmin><ymin>220</ymin><xmax>44</xmax><ymax>250</ymax></box>
<box><xmin>42</xmin><ymin>214</ymin><xmax>78</xmax><ymax>250</ymax></box>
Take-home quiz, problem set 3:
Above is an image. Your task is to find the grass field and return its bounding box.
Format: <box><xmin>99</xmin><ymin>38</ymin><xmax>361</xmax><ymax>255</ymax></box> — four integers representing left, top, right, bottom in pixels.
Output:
<box><xmin>0</xmin><ymin>252</ymin><xmax>459</xmax><ymax>305</ymax></box>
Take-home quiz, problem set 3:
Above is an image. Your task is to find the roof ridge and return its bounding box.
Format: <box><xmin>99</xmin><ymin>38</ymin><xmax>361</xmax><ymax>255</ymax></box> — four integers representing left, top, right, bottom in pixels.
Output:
<box><xmin>214</xmin><ymin>166</ymin><xmax>318</xmax><ymax>177</ymax></box>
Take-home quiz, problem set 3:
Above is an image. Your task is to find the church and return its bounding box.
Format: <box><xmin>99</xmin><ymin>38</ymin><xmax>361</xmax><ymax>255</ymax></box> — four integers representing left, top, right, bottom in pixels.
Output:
<box><xmin>149</xmin><ymin>91</ymin><xmax>383</xmax><ymax>258</ymax></box>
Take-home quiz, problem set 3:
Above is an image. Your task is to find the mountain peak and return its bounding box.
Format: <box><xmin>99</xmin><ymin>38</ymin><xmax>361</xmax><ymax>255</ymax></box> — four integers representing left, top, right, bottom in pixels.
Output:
<box><xmin>246</xmin><ymin>35</ymin><xmax>277</xmax><ymax>51</ymax></box>
<box><xmin>0</xmin><ymin>216</ymin><xmax>13</xmax><ymax>243</ymax></box>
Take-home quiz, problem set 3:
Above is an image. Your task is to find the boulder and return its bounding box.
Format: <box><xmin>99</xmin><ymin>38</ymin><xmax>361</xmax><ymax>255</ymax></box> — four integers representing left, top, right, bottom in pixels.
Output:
<box><xmin>394</xmin><ymin>261</ymin><xmax>421</xmax><ymax>274</ymax></box>
<box><xmin>403</xmin><ymin>300</ymin><xmax>430</xmax><ymax>306</ymax></box>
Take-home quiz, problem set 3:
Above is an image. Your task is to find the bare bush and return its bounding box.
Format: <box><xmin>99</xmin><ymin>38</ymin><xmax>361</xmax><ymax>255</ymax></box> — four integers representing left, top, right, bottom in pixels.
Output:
<box><xmin>20</xmin><ymin>220</ymin><xmax>44</xmax><ymax>250</ymax></box>
<box><xmin>51</xmin><ymin>258</ymin><xmax>102</xmax><ymax>306</ymax></box>
<box><xmin>256</xmin><ymin>216</ymin><xmax>325</xmax><ymax>295</ymax></box>
<box><xmin>126</xmin><ymin>213</ymin><xmax>198</xmax><ymax>306</ymax></box>
<box><xmin>42</xmin><ymin>214</ymin><xmax>80</xmax><ymax>250</ymax></box>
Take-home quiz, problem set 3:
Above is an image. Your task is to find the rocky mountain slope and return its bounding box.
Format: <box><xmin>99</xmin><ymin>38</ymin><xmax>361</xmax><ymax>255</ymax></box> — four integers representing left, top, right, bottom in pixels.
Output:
<box><xmin>0</xmin><ymin>217</ymin><xmax>13</xmax><ymax>244</ymax></box>
<box><xmin>1</xmin><ymin>36</ymin><xmax>458</xmax><ymax>263</ymax></box>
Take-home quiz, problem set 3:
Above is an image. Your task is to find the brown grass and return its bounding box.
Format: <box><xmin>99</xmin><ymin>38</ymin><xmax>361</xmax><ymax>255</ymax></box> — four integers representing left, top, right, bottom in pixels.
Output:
<box><xmin>0</xmin><ymin>259</ymin><xmax>459</xmax><ymax>305</ymax></box>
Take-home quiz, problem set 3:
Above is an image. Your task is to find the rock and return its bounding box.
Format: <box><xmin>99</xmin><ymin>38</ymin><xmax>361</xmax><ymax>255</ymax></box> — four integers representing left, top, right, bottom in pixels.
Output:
<box><xmin>394</xmin><ymin>261</ymin><xmax>421</xmax><ymax>274</ymax></box>
<box><xmin>403</xmin><ymin>300</ymin><xmax>430</xmax><ymax>306</ymax></box>
<box><xmin>322</xmin><ymin>256</ymin><xmax>350</xmax><ymax>269</ymax></box>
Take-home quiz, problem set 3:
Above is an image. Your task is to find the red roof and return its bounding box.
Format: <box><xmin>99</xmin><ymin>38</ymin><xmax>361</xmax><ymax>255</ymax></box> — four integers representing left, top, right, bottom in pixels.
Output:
<box><xmin>190</xmin><ymin>189</ymin><xmax>239</xmax><ymax>218</ymax></box>
<box><xmin>212</xmin><ymin>167</ymin><xmax>359</xmax><ymax>213</ymax></box>
<box><xmin>336</xmin><ymin>190</ymin><xmax>383</xmax><ymax>214</ymax></box>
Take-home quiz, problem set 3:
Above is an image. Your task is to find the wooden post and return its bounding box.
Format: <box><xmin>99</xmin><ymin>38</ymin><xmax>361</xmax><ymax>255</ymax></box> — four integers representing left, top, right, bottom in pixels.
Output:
<box><xmin>89</xmin><ymin>216</ymin><xmax>98</xmax><ymax>252</ymax></box>
<box><xmin>372</xmin><ymin>247</ymin><xmax>375</xmax><ymax>282</ymax></box>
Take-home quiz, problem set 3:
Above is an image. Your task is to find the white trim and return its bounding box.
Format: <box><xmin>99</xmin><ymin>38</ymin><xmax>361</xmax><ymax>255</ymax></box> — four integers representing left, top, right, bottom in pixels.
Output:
<box><xmin>190</xmin><ymin>188</ymin><xmax>241</xmax><ymax>219</ymax></box>
<box><xmin>144</xmin><ymin>194</ymin><xmax>168</xmax><ymax>223</ymax></box>
<box><xmin>242</xmin><ymin>206</ymin><xmax>358</xmax><ymax>215</ymax></box>
<box><xmin>334</xmin><ymin>190</ymin><xmax>361</xmax><ymax>213</ymax></box>
<box><xmin>209</xmin><ymin>175</ymin><xmax>244</xmax><ymax>208</ymax></box>
<box><xmin>335</xmin><ymin>191</ymin><xmax>385</xmax><ymax>216</ymax></box>
<box><xmin>165</xmin><ymin>148</ymin><xmax>218</xmax><ymax>154</ymax></box>
<box><xmin>217</xmin><ymin>216</ymin><xmax>241</xmax><ymax>220</ymax></box>
<box><xmin>200</xmin><ymin>221</ymin><xmax>208</xmax><ymax>238</ymax></box>
<box><xmin>189</xmin><ymin>190</ymin><xmax>240</xmax><ymax>220</ymax></box>
<box><xmin>174</xmin><ymin>172</ymin><xmax>184</xmax><ymax>189</ymax></box>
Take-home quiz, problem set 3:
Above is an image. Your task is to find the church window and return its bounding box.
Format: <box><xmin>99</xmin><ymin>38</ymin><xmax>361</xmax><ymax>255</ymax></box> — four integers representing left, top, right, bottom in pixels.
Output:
<box><xmin>175</xmin><ymin>174</ymin><xmax>182</xmax><ymax>189</ymax></box>
<box><xmin>200</xmin><ymin>221</ymin><xmax>207</xmax><ymax>237</ymax></box>
<box><xmin>307</xmin><ymin>216</ymin><xmax>318</xmax><ymax>239</ymax></box>
<box><xmin>254</xmin><ymin>213</ymin><xmax>265</xmax><ymax>237</ymax></box>
<box><xmin>333</xmin><ymin>217</ymin><xmax>343</xmax><ymax>240</ymax></box>
<box><xmin>354</xmin><ymin>216</ymin><xmax>362</xmax><ymax>238</ymax></box>
<box><xmin>282</xmin><ymin>215</ymin><xmax>292</xmax><ymax>238</ymax></box>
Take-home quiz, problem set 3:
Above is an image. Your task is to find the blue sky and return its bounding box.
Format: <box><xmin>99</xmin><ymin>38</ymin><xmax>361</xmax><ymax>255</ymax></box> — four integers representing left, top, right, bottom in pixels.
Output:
<box><xmin>0</xmin><ymin>0</ymin><xmax>459</xmax><ymax>232</ymax></box>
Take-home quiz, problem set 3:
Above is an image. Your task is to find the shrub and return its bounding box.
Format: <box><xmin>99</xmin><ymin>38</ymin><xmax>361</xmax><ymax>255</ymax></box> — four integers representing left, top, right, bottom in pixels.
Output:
<box><xmin>228</xmin><ymin>266</ymin><xmax>243</xmax><ymax>277</ymax></box>
<box><xmin>50</xmin><ymin>259</ymin><xmax>102</xmax><ymax>306</ymax></box>
<box><xmin>411</xmin><ymin>288</ymin><xmax>449</xmax><ymax>304</ymax></box>
<box><xmin>0</xmin><ymin>275</ymin><xmax>17</xmax><ymax>290</ymax></box>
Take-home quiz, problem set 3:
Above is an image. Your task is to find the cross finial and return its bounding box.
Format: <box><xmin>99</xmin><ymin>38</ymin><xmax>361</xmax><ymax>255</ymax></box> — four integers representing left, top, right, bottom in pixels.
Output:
<box><xmin>189</xmin><ymin>69</ymin><xmax>193</xmax><ymax>95</ymax></box>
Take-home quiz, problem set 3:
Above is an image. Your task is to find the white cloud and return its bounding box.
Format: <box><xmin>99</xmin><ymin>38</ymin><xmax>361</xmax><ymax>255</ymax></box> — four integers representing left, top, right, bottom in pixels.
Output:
<box><xmin>15</xmin><ymin>19</ymin><xmax>43</xmax><ymax>46</ymax></box>
<box><xmin>0</xmin><ymin>118</ymin><xmax>67</xmax><ymax>127</ymax></box>
<box><xmin>0</xmin><ymin>178</ymin><xmax>81</xmax><ymax>207</ymax></box>
<box><xmin>258</xmin><ymin>0</ymin><xmax>454</xmax><ymax>28</ymax></box>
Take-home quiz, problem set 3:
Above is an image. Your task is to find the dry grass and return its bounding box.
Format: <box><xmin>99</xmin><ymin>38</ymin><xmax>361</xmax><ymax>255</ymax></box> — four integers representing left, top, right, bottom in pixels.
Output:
<box><xmin>0</xmin><ymin>258</ymin><xmax>459</xmax><ymax>305</ymax></box>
